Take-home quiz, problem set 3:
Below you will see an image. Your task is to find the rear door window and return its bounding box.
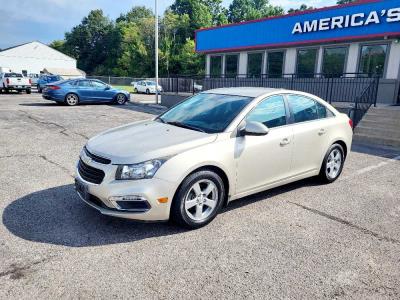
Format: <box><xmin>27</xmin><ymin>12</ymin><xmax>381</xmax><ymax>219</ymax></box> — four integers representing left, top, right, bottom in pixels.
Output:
<box><xmin>78</xmin><ymin>80</ymin><xmax>92</xmax><ymax>87</ymax></box>
<box><xmin>287</xmin><ymin>95</ymin><xmax>319</xmax><ymax>123</ymax></box>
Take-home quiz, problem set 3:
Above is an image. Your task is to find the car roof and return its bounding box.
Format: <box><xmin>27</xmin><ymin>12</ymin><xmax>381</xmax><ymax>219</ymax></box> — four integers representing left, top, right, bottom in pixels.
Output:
<box><xmin>203</xmin><ymin>87</ymin><xmax>286</xmax><ymax>98</ymax></box>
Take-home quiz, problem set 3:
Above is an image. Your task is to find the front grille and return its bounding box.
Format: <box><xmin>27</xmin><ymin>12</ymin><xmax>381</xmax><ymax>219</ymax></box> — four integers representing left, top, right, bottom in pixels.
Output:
<box><xmin>78</xmin><ymin>159</ymin><xmax>105</xmax><ymax>184</ymax></box>
<box><xmin>84</xmin><ymin>146</ymin><xmax>111</xmax><ymax>164</ymax></box>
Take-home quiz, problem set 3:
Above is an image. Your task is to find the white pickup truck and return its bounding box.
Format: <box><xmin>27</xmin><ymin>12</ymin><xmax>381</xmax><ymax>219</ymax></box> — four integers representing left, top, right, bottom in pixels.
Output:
<box><xmin>1</xmin><ymin>72</ymin><xmax>31</xmax><ymax>94</ymax></box>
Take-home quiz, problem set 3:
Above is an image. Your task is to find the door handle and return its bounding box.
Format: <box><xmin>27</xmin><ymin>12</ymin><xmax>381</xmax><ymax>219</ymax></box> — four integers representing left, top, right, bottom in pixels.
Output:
<box><xmin>280</xmin><ymin>137</ymin><xmax>290</xmax><ymax>146</ymax></box>
<box><xmin>318</xmin><ymin>129</ymin><xmax>326</xmax><ymax>136</ymax></box>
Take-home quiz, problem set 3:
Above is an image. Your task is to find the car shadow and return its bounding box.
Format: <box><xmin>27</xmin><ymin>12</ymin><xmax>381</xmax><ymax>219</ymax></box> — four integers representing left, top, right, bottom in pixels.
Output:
<box><xmin>112</xmin><ymin>101</ymin><xmax>166</xmax><ymax>115</ymax></box>
<box><xmin>351</xmin><ymin>142</ymin><xmax>400</xmax><ymax>159</ymax></box>
<box><xmin>19</xmin><ymin>102</ymin><xmax>60</xmax><ymax>107</ymax></box>
<box><xmin>3</xmin><ymin>178</ymin><xmax>318</xmax><ymax>248</ymax></box>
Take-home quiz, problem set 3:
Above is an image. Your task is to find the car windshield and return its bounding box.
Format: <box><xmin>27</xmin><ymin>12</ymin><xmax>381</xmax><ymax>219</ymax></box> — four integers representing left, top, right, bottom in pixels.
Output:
<box><xmin>5</xmin><ymin>73</ymin><xmax>22</xmax><ymax>78</ymax></box>
<box><xmin>158</xmin><ymin>93</ymin><xmax>252</xmax><ymax>133</ymax></box>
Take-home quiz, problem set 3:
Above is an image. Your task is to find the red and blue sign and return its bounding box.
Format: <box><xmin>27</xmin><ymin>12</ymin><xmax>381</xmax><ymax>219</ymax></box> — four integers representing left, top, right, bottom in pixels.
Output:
<box><xmin>195</xmin><ymin>0</ymin><xmax>400</xmax><ymax>53</ymax></box>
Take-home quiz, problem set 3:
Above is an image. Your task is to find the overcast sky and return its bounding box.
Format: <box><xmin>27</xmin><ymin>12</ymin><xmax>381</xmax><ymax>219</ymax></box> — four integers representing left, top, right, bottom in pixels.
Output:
<box><xmin>0</xmin><ymin>0</ymin><xmax>336</xmax><ymax>49</ymax></box>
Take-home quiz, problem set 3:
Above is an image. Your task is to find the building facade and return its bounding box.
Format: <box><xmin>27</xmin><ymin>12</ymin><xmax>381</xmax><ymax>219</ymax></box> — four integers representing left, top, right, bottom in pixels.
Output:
<box><xmin>196</xmin><ymin>0</ymin><xmax>400</xmax><ymax>104</ymax></box>
<box><xmin>0</xmin><ymin>41</ymin><xmax>77</xmax><ymax>76</ymax></box>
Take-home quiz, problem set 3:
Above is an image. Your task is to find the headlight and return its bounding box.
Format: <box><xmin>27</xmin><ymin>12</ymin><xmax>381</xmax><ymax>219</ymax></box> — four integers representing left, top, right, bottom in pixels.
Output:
<box><xmin>116</xmin><ymin>159</ymin><xmax>166</xmax><ymax>180</ymax></box>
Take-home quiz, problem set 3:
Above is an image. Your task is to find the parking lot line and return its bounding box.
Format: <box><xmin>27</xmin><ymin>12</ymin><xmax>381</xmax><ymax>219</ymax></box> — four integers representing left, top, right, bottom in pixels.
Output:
<box><xmin>341</xmin><ymin>154</ymin><xmax>400</xmax><ymax>180</ymax></box>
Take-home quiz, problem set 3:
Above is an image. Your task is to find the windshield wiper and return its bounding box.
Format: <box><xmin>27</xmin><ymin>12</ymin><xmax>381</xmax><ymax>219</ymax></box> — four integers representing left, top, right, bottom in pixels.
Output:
<box><xmin>166</xmin><ymin>121</ymin><xmax>206</xmax><ymax>133</ymax></box>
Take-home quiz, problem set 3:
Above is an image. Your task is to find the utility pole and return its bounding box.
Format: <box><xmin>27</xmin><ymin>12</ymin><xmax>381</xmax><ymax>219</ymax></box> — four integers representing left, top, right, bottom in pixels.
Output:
<box><xmin>155</xmin><ymin>0</ymin><xmax>159</xmax><ymax>104</ymax></box>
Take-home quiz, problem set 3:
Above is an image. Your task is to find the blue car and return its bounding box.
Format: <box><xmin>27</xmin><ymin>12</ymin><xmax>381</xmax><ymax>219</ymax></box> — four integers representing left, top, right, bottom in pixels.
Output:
<box><xmin>42</xmin><ymin>79</ymin><xmax>130</xmax><ymax>106</ymax></box>
<box><xmin>37</xmin><ymin>75</ymin><xmax>62</xmax><ymax>93</ymax></box>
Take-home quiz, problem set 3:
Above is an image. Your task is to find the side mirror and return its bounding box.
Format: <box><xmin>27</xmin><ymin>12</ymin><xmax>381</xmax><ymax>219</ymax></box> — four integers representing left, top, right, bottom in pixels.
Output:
<box><xmin>105</xmin><ymin>85</ymin><xmax>111</xmax><ymax>90</ymax></box>
<box><xmin>238</xmin><ymin>121</ymin><xmax>269</xmax><ymax>137</ymax></box>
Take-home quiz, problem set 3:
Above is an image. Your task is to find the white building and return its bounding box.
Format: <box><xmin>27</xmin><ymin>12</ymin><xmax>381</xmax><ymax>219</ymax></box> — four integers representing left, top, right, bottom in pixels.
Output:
<box><xmin>0</xmin><ymin>41</ymin><xmax>82</xmax><ymax>77</ymax></box>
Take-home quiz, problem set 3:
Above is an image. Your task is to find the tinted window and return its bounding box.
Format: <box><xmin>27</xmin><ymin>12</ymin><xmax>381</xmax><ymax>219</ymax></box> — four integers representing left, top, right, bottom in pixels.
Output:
<box><xmin>297</xmin><ymin>49</ymin><xmax>318</xmax><ymax>78</ymax></box>
<box><xmin>267</xmin><ymin>51</ymin><xmax>284</xmax><ymax>78</ymax></box>
<box><xmin>248</xmin><ymin>53</ymin><xmax>263</xmax><ymax>78</ymax></box>
<box><xmin>246</xmin><ymin>95</ymin><xmax>286</xmax><ymax>128</ymax></box>
<box><xmin>225</xmin><ymin>55</ymin><xmax>238</xmax><ymax>77</ymax></box>
<box><xmin>159</xmin><ymin>93</ymin><xmax>252</xmax><ymax>133</ymax></box>
<box><xmin>322</xmin><ymin>47</ymin><xmax>347</xmax><ymax>77</ymax></box>
<box><xmin>287</xmin><ymin>95</ymin><xmax>319</xmax><ymax>123</ymax></box>
<box><xmin>78</xmin><ymin>80</ymin><xmax>91</xmax><ymax>87</ymax></box>
<box><xmin>210</xmin><ymin>56</ymin><xmax>222</xmax><ymax>77</ymax></box>
<box><xmin>359</xmin><ymin>44</ymin><xmax>388</xmax><ymax>77</ymax></box>
<box><xmin>92</xmin><ymin>81</ymin><xmax>107</xmax><ymax>88</ymax></box>
<box><xmin>5</xmin><ymin>73</ymin><xmax>23</xmax><ymax>78</ymax></box>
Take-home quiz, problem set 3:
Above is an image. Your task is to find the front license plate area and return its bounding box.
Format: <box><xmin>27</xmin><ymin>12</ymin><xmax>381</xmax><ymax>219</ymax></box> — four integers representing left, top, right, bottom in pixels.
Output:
<box><xmin>75</xmin><ymin>178</ymin><xmax>88</xmax><ymax>200</ymax></box>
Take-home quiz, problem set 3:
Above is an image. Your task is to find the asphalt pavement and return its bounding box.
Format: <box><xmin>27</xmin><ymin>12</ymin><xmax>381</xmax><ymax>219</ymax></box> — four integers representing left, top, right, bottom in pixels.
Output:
<box><xmin>0</xmin><ymin>93</ymin><xmax>399</xmax><ymax>299</ymax></box>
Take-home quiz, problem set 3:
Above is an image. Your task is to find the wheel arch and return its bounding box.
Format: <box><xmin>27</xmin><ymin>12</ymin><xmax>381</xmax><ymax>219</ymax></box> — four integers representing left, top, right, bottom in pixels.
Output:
<box><xmin>332</xmin><ymin>139</ymin><xmax>348</xmax><ymax>159</ymax></box>
<box><xmin>172</xmin><ymin>164</ymin><xmax>231</xmax><ymax>208</ymax></box>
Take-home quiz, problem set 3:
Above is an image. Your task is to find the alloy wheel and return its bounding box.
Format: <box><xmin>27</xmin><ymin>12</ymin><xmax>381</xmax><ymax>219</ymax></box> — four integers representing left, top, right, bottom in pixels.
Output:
<box><xmin>116</xmin><ymin>94</ymin><xmax>126</xmax><ymax>104</ymax></box>
<box><xmin>66</xmin><ymin>94</ymin><xmax>78</xmax><ymax>106</ymax></box>
<box><xmin>326</xmin><ymin>149</ymin><xmax>342</xmax><ymax>179</ymax></box>
<box><xmin>184</xmin><ymin>179</ymin><xmax>219</xmax><ymax>222</ymax></box>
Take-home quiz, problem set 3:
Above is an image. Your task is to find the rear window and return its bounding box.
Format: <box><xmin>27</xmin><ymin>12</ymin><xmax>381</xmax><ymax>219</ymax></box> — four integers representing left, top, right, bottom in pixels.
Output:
<box><xmin>5</xmin><ymin>73</ymin><xmax>23</xmax><ymax>78</ymax></box>
<box><xmin>49</xmin><ymin>76</ymin><xmax>61</xmax><ymax>81</ymax></box>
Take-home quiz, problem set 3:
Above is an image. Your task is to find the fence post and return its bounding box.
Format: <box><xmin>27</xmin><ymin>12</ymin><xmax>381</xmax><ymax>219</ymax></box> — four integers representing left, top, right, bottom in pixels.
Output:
<box><xmin>290</xmin><ymin>74</ymin><xmax>294</xmax><ymax>90</ymax></box>
<box><xmin>374</xmin><ymin>76</ymin><xmax>380</xmax><ymax>107</ymax></box>
<box><xmin>108</xmin><ymin>76</ymin><xmax>111</xmax><ymax>84</ymax></box>
<box><xmin>192</xmin><ymin>79</ymin><xmax>195</xmax><ymax>95</ymax></box>
<box><xmin>325</xmin><ymin>76</ymin><xmax>330</xmax><ymax>103</ymax></box>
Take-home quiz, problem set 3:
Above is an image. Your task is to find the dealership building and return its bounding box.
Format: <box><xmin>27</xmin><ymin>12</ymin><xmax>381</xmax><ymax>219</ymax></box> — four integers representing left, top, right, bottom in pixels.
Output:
<box><xmin>195</xmin><ymin>0</ymin><xmax>400</xmax><ymax>104</ymax></box>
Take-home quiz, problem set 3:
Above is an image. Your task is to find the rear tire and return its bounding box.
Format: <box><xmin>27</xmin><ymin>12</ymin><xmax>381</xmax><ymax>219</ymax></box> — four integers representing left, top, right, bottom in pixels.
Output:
<box><xmin>115</xmin><ymin>93</ymin><xmax>127</xmax><ymax>105</ymax></box>
<box><xmin>134</xmin><ymin>88</ymin><xmax>138</xmax><ymax>93</ymax></box>
<box><xmin>171</xmin><ymin>170</ymin><xmax>225</xmax><ymax>229</ymax></box>
<box><xmin>37</xmin><ymin>86</ymin><xmax>42</xmax><ymax>93</ymax></box>
<box><xmin>26</xmin><ymin>89</ymin><xmax>31</xmax><ymax>94</ymax></box>
<box><xmin>65</xmin><ymin>93</ymin><xmax>79</xmax><ymax>106</ymax></box>
<box><xmin>318</xmin><ymin>143</ymin><xmax>345</xmax><ymax>183</ymax></box>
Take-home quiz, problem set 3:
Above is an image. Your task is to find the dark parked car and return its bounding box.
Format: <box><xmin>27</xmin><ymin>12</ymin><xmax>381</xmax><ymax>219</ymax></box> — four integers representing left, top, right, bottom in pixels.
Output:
<box><xmin>37</xmin><ymin>75</ymin><xmax>62</xmax><ymax>93</ymax></box>
<box><xmin>42</xmin><ymin>79</ymin><xmax>130</xmax><ymax>106</ymax></box>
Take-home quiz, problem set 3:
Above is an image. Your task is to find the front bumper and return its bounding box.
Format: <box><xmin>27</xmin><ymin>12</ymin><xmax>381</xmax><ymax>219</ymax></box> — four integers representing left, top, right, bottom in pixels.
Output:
<box><xmin>75</xmin><ymin>159</ymin><xmax>176</xmax><ymax>221</ymax></box>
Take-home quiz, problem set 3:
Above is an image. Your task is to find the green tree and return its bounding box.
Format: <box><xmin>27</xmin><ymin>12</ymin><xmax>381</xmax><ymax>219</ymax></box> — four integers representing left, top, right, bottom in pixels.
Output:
<box><xmin>228</xmin><ymin>0</ymin><xmax>284</xmax><ymax>23</ymax></box>
<box><xmin>288</xmin><ymin>4</ymin><xmax>314</xmax><ymax>14</ymax></box>
<box><xmin>62</xmin><ymin>10</ymin><xmax>117</xmax><ymax>74</ymax></box>
<box><xmin>337</xmin><ymin>0</ymin><xmax>357</xmax><ymax>4</ymax></box>
<box><xmin>49</xmin><ymin>40</ymin><xmax>66</xmax><ymax>53</ymax></box>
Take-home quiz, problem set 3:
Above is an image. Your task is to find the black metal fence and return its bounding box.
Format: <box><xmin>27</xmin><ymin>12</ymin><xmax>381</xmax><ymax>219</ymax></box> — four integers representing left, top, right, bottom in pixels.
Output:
<box><xmin>88</xmin><ymin>73</ymin><xmax>379</xmax><ymax>127</ymax></box>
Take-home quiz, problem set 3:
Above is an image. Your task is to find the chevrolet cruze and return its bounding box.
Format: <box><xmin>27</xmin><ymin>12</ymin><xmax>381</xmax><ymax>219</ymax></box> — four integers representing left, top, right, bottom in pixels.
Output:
<box><xmin>75</xmin><ymin>88</ymin><xmax>353</xmax><ymax>228</ymax></box>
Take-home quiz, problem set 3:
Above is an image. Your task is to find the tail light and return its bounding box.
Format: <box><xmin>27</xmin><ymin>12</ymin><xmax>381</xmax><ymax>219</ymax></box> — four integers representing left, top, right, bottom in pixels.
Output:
<box><xmin>48</xmin><ymin>85</ymin><xmax>60</xmax><ymax>90</ymax></box>
<box><xmin>6</xmin><ymin>78</ymin><xmax>9</xmax><ymax>84</ymax></box>
<box><xmin>29</xmin><ymin>79</ymin><xmax>32</xmax><ymax>85</ymax></box>
<box><xmin>348</xmin><ymin>118</ymin><xmax>353</xmax><ymax>129</ymax></box>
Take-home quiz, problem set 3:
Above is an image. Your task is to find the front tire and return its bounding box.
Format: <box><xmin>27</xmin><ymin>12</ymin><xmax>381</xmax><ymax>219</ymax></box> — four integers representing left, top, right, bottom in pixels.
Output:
<box><xmin>171</xmin><ymin>170</ymin><xmax>225</xmax><ymax>229</ymax></box>
<box><xmin>318</xmin><ymin>143</ymin><xmax>345</xmax><ymax>183</ymax></box>
<box><xmin>115</xmin><ymin>93</ymin><xmax>127</xmax><ymax>105</ymax></box>
<box><xmin>146</xmin><ymin>89</ymin><xmax>150</xmax><ymax>94</ymax></box>
<box><xmin>65</xmin><ymin>93</ymin><xmax>79</xmax><ymax>106</ymax></box>
<box><xmin>37</xmin><ymin>85</ymin><xmax>42</xmax><ymax>93</ymax></box>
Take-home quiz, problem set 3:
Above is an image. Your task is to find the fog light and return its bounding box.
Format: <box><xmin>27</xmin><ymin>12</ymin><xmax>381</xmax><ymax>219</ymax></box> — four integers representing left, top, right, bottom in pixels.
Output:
<box><xmin>109</xmin><ymin>195</ymin><xmax>146</xmax><ymax>202</ymax></box>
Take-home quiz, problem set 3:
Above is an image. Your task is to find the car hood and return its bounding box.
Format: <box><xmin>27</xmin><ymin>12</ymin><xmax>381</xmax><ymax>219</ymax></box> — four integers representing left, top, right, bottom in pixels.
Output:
<box><xmin>86</xmin><ymin>120</ymin><xmax>217</xmax><ymax>164</ymax></box>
